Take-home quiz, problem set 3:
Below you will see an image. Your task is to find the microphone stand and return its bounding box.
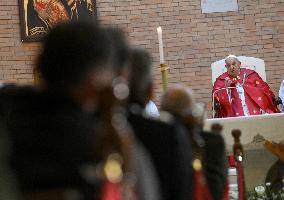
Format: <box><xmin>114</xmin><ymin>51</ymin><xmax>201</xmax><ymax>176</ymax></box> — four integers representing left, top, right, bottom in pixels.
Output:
<box><xmin>212</xmin><ymin>86</ymin><xmax>237</xmax><ymax>118</ymax></box>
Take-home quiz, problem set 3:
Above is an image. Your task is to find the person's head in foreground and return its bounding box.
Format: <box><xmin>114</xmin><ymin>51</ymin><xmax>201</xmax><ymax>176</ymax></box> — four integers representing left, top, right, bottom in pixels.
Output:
<box><xmin>128</xmin><ymin>48</ymin><xmax>154</xmax><ymax>108</ymax></box>
<box><xmin>161</xmin><ymin>84</ymin><xmax>203</xmax><ymax>129</ymax></box>
<box><xmin>38</xmin><ymin>21</ymin><xmax>113</xmax><ymax>90</ymax></box>
<box><xmin>37</xmin><ymin>21</ymin><xmax>130</xmax><ymax>112</ymax></box>
<box><xmin>161</xmin><ymin>84</ymin><xmax>194</xmax><ymax>117</ymax></box>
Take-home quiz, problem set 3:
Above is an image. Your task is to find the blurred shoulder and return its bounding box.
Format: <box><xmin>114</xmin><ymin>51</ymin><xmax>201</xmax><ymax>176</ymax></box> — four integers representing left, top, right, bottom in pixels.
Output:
<box><xmin>0</xmin><ymin>84</ymin><xmax>40</xmax><ymax>114</ymax></box>
<box><xmin>128</xmin><ymin>105</ymin><xmax>176</xmax><ymax>130</ymax></box>
<box><xmin>155</xmin><ymin>110</ymin><xmax>175</xmax><ymax>125</ymax></box>
<box><xmin>201</xmin><ymin>130</ymin><xmax>225</xmax><ymax>145</ymax></box>
<box><xmin>0</xmin><ymin>84</ymin><xmax>38</xmax><ymax>98</ymax></box>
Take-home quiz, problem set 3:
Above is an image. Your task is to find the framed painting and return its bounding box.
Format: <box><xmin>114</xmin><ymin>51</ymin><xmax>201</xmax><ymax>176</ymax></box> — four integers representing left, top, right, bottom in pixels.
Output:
<box><xmin>18</xmin><ymin>0</ymin><xmax>97</xmax><ymax>42</ymax></box>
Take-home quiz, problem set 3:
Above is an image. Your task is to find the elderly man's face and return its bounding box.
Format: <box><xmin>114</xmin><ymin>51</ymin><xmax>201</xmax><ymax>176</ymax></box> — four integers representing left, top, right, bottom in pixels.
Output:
<box><xmin>225</xmin><ymin>58</ymin><xmax>241</xmax><ymax>78</ymax></box>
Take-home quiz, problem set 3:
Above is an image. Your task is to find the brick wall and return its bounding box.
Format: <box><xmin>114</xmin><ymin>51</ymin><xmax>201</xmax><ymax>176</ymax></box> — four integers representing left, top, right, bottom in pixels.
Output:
<box><xmin>0</xmin><ymin>0</ymin><xmax>40</xmax><ymax>84</ymax></box>
<box><xmin>1</xmin><ymin>0</ymin><xmax>284</xmax><ymax>115</ymax></box>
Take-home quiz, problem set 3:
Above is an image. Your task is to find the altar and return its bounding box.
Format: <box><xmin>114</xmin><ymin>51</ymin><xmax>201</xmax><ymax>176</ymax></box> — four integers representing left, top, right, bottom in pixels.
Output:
<box><xmin>205</xmin><ymin>113</ymin><xmax>284</xmax><ymax>148</ymax></box>
<box><xmin>204</xmin><ymin>113</ymin><xmax>284</xmax><ymax>189</ymax></box>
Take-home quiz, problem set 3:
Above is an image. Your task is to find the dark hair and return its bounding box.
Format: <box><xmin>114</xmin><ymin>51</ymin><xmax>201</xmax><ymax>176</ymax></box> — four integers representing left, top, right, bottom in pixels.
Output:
<box><xmin>38</xmin><ymin>21</ymin><xmax>113</xmax><ymax>90</ymax></box>
<box><xmin>128</xmin><ymin>48</ymin><xmax>153</xmax><ymax>106</ymax></box>
<box><xmin>105</xmin><ymin>27</ymin><xmax>130</xmax><ymax>74</ymax></box>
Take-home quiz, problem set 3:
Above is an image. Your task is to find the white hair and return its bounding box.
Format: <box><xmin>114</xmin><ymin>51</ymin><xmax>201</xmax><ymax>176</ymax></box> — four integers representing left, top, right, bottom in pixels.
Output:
<box><xmin>225</xmin><ymin>54</ymin><xmax>237</xmax><ymax>59</ymax></box>
<box><xmin>225</xmin><ymin>54</ymin><xmax>241</xmax><ymax>63</ymax></box>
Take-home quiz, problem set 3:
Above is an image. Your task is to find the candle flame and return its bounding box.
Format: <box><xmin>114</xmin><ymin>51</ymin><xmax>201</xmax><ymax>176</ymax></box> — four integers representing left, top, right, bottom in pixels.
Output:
<box><xmin>157</xmin><ymin>26</ymin><xmax>162</xmax><ymax>32</ymax></box>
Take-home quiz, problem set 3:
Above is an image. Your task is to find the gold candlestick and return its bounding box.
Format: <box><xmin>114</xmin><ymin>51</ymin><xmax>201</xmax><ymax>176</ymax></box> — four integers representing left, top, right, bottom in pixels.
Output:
<box><xmin>160</xmin><ymin>63</ymin><xmax>169</xmax><ymax>91</ymax></box>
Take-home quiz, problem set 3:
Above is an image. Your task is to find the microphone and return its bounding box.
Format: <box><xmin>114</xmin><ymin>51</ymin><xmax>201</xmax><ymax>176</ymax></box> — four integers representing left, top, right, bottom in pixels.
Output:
<box><xmin>212</xmin><ymin>86</ymin><xmax>237</xmax><ymax>118</ymax></box>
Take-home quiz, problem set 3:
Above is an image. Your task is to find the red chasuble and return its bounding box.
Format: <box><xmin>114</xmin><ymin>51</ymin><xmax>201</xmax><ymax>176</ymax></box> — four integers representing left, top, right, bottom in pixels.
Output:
<box><xmin>213</xmin><ymin>68</ymin><xmax>279</xmax><ymax>118</ymax></box>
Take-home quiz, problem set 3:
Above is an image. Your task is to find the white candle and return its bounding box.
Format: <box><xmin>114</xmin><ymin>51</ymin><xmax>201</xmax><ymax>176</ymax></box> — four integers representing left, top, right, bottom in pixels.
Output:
<box><xmin>157</xmin><ymin>26</ymin><xmax>164</xmax><ymax>64</ymax></box>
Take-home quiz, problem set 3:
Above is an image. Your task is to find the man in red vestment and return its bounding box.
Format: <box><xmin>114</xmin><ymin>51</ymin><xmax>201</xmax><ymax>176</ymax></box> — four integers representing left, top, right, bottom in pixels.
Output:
<box><xmin>213</xmin><ymin>55</ymin><xmax>281</xmax><ymax>118</ymax></box>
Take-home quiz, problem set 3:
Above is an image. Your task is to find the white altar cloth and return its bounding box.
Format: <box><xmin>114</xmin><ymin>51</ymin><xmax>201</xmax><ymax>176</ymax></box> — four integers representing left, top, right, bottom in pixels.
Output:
<box><xmin>205</xmin><ymin>113</ymin><xmax>284</xmax><ymax>146</ymax></box>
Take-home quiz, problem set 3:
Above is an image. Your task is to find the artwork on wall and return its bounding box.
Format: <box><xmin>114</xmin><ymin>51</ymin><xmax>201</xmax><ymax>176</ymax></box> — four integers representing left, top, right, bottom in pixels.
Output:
<box><xmin>18</xmin><ymin>0</ymin><xmax>96</xmax><ymax>42</ymax></box>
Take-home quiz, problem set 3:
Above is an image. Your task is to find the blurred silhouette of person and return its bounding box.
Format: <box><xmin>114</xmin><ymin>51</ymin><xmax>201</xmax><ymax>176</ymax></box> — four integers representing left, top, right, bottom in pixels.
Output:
<box><xmin>161</xmin><ymin>84</ymin><xmax>227</xmax><ymax>200</ymax></box>
<box><xmin>265</xmin><ymin>140</ymin><xmax>284</xmax><ymax>194</ymax></box>
<box><xmin>265</xmin><ymin>160</ymin><xmax>284</xmax><ymax>194</ymax></box>
<box><xmin>1</xmin><ymin>22</ymin><xmax>159</xmax><ymax>200</ymax></box>
<box><xmin>100</xmin><ymin>26</ymin><xmax>161</xmax><ymax>200</ymax></box>
<box><xmin>0</xmin><ymin>106</ymin><xmax>19</xmax><ymax>200</ymax></box>
<box><xmin>127</xmin><ymin>48</ymin><xmax>193</xmax><ymax>200</ymax></box>
<box><xmin>1</xmin><ymin>21</ymin><xmax>113</xmax><ymax>200</ymax></box>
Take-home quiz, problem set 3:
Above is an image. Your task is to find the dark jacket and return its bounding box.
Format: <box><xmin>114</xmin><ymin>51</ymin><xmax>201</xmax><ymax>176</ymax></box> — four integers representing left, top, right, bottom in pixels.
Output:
<box><xmin>202</xmin><ymin>131</ymin><xmax>227</xmax><ymax>200</ymax></box>
<box><xmin>265</xmin><ymin>159</ymin><xmax>284</xmax><ymax>193</ymax></box>
<box><xmin>127</xmin><ymin>104</ymin><xmax>193</xmax><ymax>200</ymax></box>
<box><xmin>0</xmin><ymin>86</ymin><xmax>99</xmax><ymax>199</ymax></box>
<box><xmin>0</xmin><ymin>86</ymin><xmax>161</xmax><ymax>200</ymax></box>
<box><xmin>160</xmin><ymin>112</ymin><xmax>226</xmax><ymax>200</ymax></box>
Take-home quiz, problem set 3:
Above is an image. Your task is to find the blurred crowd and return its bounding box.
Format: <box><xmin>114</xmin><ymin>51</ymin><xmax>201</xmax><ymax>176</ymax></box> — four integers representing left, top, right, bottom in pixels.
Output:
<box><xmin>0</xmin><ymin>21</ymin><xmax>227</xmax><ymax>200</ymax></box>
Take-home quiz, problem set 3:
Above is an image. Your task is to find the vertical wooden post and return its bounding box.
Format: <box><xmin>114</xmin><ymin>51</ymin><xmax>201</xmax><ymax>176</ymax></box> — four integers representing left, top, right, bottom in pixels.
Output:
<box><xmin>232</xmin><ymin>129</ymin><xmax>246</xmax><ymax>200</ymax></box>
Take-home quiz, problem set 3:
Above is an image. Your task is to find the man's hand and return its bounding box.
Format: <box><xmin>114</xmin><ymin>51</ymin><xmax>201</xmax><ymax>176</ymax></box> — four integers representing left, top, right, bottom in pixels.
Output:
<box><xmin>273</xmin><ymin>97</ymin><xmax>283</xmax><ymax>105</ymax></box>
<box><xmin>214</xmin><ymin>101</ymin><xmax>220</xmax><ymax>111</ymax></box>
<box><xmin>225</xmin><ymin>77</ymin><xmax>233</xmax><ymax>88</ymax></box>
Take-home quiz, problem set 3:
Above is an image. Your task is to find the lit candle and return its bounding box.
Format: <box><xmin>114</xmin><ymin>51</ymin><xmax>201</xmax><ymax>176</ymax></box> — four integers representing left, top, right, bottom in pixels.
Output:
<box><xmin>157</xmin><ymin>26</ymin><xmax>164</xmax><ymax>64</ymax></box>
